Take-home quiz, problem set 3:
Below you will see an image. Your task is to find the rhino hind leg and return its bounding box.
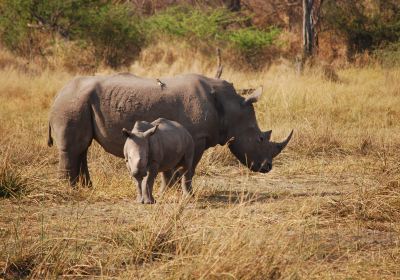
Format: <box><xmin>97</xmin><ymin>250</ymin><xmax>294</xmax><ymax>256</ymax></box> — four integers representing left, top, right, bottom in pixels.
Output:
<box><xmin>181</xmin><ymin>143</ymin><xmax>195</xmax><ymax>196</ymax></box>
<box><xmin>160</xmin><ymin>170</ymin><xmax>181</xmax><ymax>193</ymax></box>
<box><xmin>181</xmin><ymin>167</ymin><xmax>194</xmax><ymax>196</ymax></box>
<box><xmin>79</xmin><ymin>149</ymin><xmax>92</xmax><ymax>187</ymax></box>
<box><xmin>58</xmin><ymin>151</ymin><xmax>80</xmax><ymax>186</ymax></box>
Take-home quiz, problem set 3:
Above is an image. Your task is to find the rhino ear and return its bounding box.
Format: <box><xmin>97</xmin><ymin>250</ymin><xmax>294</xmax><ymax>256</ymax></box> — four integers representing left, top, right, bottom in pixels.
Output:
<box><xmin>143</xmin><ymin>125</ymin><xmax>158</xmax><ymax>138</ymax></box>
<box><xmin>133</xmin><ymin>121</ymin><xmax>140</xmax><ymax>130</ymax></box>
<box><xmin>242</xmin><ymin>86</ymin><xmax>263</xmax><ymax>106</ymax></box>
<box><xmin>122</xmin><ymin>128</ymin><xmax>131</xmax><ymax>138</ymax></box>
<box><xmin>263</xmin><ymin>130</ymin><xmax>272</xmax><ymax>141</ymax></box>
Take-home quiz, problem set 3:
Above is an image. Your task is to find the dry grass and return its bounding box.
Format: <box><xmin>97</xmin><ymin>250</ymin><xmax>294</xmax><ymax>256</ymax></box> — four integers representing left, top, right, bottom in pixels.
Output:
<box><xmin>0</xmin><ymin>46</ymin><xmax>400</xmax><ymax>279</ymax></box>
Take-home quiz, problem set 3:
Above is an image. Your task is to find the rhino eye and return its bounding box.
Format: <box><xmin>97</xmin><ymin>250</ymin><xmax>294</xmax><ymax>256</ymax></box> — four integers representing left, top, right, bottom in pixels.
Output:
<box><xmin>258</xmin><ymin>135</ymin><xmax>264</xmax><ymax>143</ymax></box>
<box><xmin>124</xmin><ymin>158</ymin><xmax>128</xmax><ymax>162</ymax></box>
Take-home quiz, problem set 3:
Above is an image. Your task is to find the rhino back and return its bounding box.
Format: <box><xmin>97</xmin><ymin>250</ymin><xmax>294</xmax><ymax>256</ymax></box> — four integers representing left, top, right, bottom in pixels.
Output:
<box><xmin>89</xmin><ymin>74</ymin><xmax>220</xmax><ymax>157</ymax></box>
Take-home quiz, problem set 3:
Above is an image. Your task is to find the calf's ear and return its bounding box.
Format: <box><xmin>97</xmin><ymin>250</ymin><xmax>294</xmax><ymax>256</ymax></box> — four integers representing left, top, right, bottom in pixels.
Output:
<box><xmin>143</xmin><ymin>125</ymin><xmax>158</xmax><ymax>138</ymax></box>
<box><xmin>122</xmin><ymin>128</ymin><xmax>131</xmax><ymax>138</ymax></box>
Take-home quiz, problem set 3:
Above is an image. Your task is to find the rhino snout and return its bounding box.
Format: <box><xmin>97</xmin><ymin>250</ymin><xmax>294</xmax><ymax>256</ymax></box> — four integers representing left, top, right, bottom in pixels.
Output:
<box><xmin>251</xmin><ymin>161</ymin><xmax>272</xmax><ymax>173</ymax></box>
<box><xmin>259</xmin><ymin>162</ymin><xmax>272</xmax><ymax>173</ymax></box>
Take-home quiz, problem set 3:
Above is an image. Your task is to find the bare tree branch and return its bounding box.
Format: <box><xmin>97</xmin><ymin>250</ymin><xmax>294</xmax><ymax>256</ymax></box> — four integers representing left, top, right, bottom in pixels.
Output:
<box><xmin>215</xmin><ymin>48</ymin><xmax>223</xmax><ymax>79</ymax></box>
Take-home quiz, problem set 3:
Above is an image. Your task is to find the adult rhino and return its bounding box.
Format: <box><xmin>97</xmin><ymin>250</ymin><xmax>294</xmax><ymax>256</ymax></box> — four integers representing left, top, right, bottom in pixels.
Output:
<box><xmin>48</xmin><ymin>73</ymin><xmax>292</xmax><ymax>186</ymax></box>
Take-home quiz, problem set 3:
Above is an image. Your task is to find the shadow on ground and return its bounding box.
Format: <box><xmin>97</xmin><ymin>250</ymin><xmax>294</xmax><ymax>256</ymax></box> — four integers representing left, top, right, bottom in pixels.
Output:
<box><xmin>197</xmin><ymin>190</ymin><xmax>343</xmax><ymax>207</ymax></box>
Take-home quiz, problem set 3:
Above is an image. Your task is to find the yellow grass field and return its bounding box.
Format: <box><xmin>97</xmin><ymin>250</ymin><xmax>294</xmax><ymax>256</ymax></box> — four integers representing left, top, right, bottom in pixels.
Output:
<box><xmin>0</xmin><ymin>46</ymin><xmax>400</xmax><ymax>279</ymax></box>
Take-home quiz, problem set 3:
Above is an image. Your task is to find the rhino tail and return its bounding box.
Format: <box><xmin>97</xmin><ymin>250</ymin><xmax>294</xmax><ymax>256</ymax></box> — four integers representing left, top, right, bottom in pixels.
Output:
<box><xmin>47</xmin><ymin>123</ymin><xmax>53</xmax><ymax>147</ymax></box>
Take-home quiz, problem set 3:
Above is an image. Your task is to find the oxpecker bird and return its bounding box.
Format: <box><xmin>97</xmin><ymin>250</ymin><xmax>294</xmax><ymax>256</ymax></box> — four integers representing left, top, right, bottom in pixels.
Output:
<box><xmin>156</xmin><ymin>79</ymin><xmax>166</xmax><ymax>90</ymax></box>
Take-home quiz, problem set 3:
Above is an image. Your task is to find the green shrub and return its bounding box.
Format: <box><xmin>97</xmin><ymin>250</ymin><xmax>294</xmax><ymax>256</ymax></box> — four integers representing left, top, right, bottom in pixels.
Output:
<box><xmin>0</xmin><ymin>2</ymin><xmax>281</xmax><ymax>68</ymax></box>
<box><xmin>0</xmin><ymin>0</ymin><xmax>33</xmax><ymax>55</ymax></box>
<box><xmin>145</xmin><ymin>6</ymin><xmax>280</xmax><ymax>59</ymax></box>
<box><xmin>373</xmin><ymin>42</ymin><xmax>400</xmax><ymax>67</ymax></box>
<box><xmin>80</xmin><ymin>4</ymin><xmax>144</xmax><ymax>68</ymax></box>
<box><xmin>322</xmin><ymin>0</ymin><xmax>400</xmax><ymax>55</ymax></box>
<box><xmin>227</xmin><ymin>27</ymin><xmax>280</xmax><ymax>55</ymax></box>
<box><xmin>145</xmin><ymin>6</ymin><xmax>242</xmax><ymax>41</ymax></box>
<box><xmin>0</xmin><ymin>0</ymin><xmax>144</xmax><ymax>68</ymax></box>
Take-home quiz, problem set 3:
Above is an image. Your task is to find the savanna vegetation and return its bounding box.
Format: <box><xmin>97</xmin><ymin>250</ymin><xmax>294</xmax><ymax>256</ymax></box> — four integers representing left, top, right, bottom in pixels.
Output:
<box><xmin>0</xmin><ymin>0</ymin><xmax>399</xmax><ymax>279</ymax></box>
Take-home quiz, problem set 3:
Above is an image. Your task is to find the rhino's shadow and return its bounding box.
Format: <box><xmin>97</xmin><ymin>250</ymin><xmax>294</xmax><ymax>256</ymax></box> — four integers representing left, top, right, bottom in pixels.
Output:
<box><xmin>197</xmin><ymin>190</ymin><xmax>342</xmax><ymax>207</ymax></box>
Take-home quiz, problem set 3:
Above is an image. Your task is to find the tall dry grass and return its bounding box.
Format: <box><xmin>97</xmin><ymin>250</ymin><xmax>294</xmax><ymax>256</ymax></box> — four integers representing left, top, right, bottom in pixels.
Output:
<box><xmin>0</xmin><ymin>46</ymin><xmax>399</xmax><ymax>279</ymax></box>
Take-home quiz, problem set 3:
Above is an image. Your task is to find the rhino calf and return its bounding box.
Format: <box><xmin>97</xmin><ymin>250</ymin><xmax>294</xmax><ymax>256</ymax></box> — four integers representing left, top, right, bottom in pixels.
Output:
<box><xmin>122</xmin><ymin>118</ymin><xmax>195</xmax><ymax>204</ymax></box>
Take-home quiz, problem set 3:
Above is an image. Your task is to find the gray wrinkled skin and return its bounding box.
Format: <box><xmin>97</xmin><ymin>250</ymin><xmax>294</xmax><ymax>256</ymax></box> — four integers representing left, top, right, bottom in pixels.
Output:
<box><xmin>48</xmin><ymin>73</ymin><xmax>292</xmax><ymax>186</ymax></box>
<box><xmin>123</xmin><ymin>118</ymin><xmax>194</xmax><ymax>204</ymax></box>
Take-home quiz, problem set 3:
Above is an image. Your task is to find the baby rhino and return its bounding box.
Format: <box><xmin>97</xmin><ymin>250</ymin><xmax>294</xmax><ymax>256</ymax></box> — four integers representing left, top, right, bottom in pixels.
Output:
<box><xmin>122</xmin><ymin>118</ymin><xmax>195</xmax><ymax>204</ymax></box>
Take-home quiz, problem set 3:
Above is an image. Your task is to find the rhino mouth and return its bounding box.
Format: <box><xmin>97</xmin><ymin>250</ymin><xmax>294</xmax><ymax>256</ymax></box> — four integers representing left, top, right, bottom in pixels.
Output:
<box><xmin>250</xmin><ymin>161</ymin><xmax>272</xmax><ymax>173</ymax></box>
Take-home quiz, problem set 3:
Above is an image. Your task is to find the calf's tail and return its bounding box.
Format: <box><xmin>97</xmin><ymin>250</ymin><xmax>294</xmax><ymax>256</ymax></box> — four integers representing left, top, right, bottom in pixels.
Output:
<box><xmin>47</xmin><ymin>123</ymin><xmax>53</xmax><ymax>147</ymax></box>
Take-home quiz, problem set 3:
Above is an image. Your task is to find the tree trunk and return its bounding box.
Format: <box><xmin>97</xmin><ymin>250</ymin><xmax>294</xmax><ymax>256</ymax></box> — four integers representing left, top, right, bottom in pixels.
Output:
<box><xmin>302</xmin><ymin>0</ymin><xmax>314</xmax><ymax>60</ymax></box>
<box><xmin>301</xmin><ymin>0</ymin><xmax>324</xmax><ymax>71</ymax></box>
<box><xmin>224</xmin><ymin>0</ymin><xmax>241</xmax><ymax>12</ymax></box>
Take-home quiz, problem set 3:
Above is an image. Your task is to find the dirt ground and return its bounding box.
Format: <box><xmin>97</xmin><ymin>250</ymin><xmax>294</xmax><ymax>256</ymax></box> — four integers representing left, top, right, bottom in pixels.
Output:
<box><xmin>0</xmin><ymin>61</ymin><xmax>399</xmax><ymax>279</ymax></box>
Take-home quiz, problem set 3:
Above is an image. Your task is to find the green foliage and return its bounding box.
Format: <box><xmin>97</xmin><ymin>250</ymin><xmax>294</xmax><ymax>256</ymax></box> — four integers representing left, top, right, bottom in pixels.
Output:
<box><xmin>0</xmin><ymin>0</ymin><xmax>33</xmax><ymax>55</ymax></box>
<box><xmin>145</xmin><ymin>6</ymin><xmax>242</xmax><ymax>40</ymax></box>
<box><xmin>79</xmin><ymin>4</ymin><xmax>144</xmax><ymax>67</ymax></box>
<box><xmin>227</xmin><ymin>27</ymin><xmax>280</xmax><ymax>54</ymax></box>
<box><xmin>145</xmin><ymin>6</ymin><xmax>280</xmax><ymax>56</ymax></box>
<box><xmin>0</xmin><ymin>0</ymin><xmax>144</xmax><ymax>67</ymax></box>
<box><xmin>373</xmin><ymin>42</ymin><xmax>400</xmax><ymax>67</ymax></box>
<box><xmin>322</xmin><ymin>0</ymin><xmax>400</xmax><ymax>55</ymax></box>
<box><xmin>0</xmin><ymin>2</ymin><xmax>280</xmax><ymax>67</ymax></box>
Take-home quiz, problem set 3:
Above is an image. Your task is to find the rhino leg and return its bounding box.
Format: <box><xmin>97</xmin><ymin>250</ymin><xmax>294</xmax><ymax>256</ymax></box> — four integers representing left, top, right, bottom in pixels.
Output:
<box><xmin>160</xmin><ymin>170</ymin><xmax>180</xmax><ymax>193</ymax></box>
<box><xmin>181</xmin><ymin>144</ymin><xmax>195</xmax><ymax>196</ymax></box>
<box><xmin>181</xmin><ymin>167</ymin><xmax>194</xmax><ymax>196</ymax></box>
<box><xmin>159</xmin><ymin>139</ymin><xmax>206</xmax><ymax>194</ymax></box>
<box><xmin>191</xmin><ymin>138</ymin><xmax>206</xmax><ymax>174</ymax></box>
<box><xmin>142</xmin><ymin>165</ymin><xmax>158</xmax><ymax>204</ymax></box>
<box><xmin>78</xmin><ymin>149</ymin><xmax>92</xmax><ymax>187</ymax></box>
<box><xmin>58</xmin><ymin>151</ymin><xmax>80</xmax><ymax>186</ymax></box>
<box><xmin>135</xmin><ymin>178</ymin><xmax>144</xmax><ymax>203</ymax></box>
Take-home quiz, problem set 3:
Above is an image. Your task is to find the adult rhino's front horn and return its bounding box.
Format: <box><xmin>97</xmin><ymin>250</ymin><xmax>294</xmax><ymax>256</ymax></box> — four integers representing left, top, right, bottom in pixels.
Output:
<box><xmin>271</xmin><ymin>130</ymin><xmax>294</xmax><ymax>158</ymax></box>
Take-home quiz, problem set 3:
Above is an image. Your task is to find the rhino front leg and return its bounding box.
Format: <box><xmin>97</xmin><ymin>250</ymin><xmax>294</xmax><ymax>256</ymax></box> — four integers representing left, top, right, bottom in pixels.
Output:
<box><xmin>142</xmin><ymin>166</ymin><xmax>158</xmax><ymax>204</ymax></box>
<box><xmin>135</xmin><ymin>178</ymin><xmax>144</xmax><ymax>203</ymax></box>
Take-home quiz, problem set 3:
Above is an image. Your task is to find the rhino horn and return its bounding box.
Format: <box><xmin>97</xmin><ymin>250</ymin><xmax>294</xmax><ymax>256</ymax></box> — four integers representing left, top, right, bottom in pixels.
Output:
<box><xmin>272</xmin><ymin>130</ymin><xmax>293</xmax><ymax>158</ymax></box>
<box><xmin>242</xmin><ymin>87</ymin><xmax>263</xmax><ymax>106</ymax></box>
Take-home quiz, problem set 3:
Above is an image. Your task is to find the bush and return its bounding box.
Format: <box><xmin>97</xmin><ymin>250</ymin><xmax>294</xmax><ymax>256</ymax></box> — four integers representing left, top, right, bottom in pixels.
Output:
<box><xmin>0</xmin><ymin>0</ymin><xmax>144</xmax><ymax>68</ymax></box>
<box><xmin>227</xmin><ymin>27</ymin><xmax>280</xmax><ymax>55</ymax></box>
<box><xmin>373</xmin><ymin>42</ymin><xmax>400</xmax><ymax>67</ymax></box>
<box><xmin>0</xmin><ymin>2</ymin><xmax>281</xmax><ymax>68</ymax></box>
<box><xmin>322</xmin><ymin>0</ymin><xmax>400</xmax><ymax>57</ymax></box>
<box><xmin>0</xmin><ymin>0</ymin><xmax>34</xmax><ymax>56</ymax></box>
<box><xmin>79</xmin><ymin>4</ymin><xmax>144</xmax><ymax>68</ymax></box>
<box><xmin>145</xmin><ymin>6</ymin><xmax>242</xmax><ymax>40</ymax></box>
<box><xmin>145</xmin><ymin>6</ymin><xmax>280</xmax><ymax>62</ymax></box>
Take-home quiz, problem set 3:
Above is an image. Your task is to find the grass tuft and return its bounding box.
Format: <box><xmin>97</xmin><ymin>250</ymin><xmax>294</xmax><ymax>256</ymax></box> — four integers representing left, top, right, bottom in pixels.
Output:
<box><xmin>0</xmin><ymin>161</ymin><xmax>28</xmax><ymax>198</ymax></box>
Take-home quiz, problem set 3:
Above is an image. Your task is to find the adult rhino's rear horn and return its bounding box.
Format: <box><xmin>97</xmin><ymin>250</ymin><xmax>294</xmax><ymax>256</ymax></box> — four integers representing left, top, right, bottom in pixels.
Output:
<box><xmin>272</xmin><ymin>130</ymin><xmax>294</xmax><ymax>158</ymax></box>
<box><xmin>215</xmin><ymin>48</ymin><xmax>223</xmax><ymax>79</ymax></box>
